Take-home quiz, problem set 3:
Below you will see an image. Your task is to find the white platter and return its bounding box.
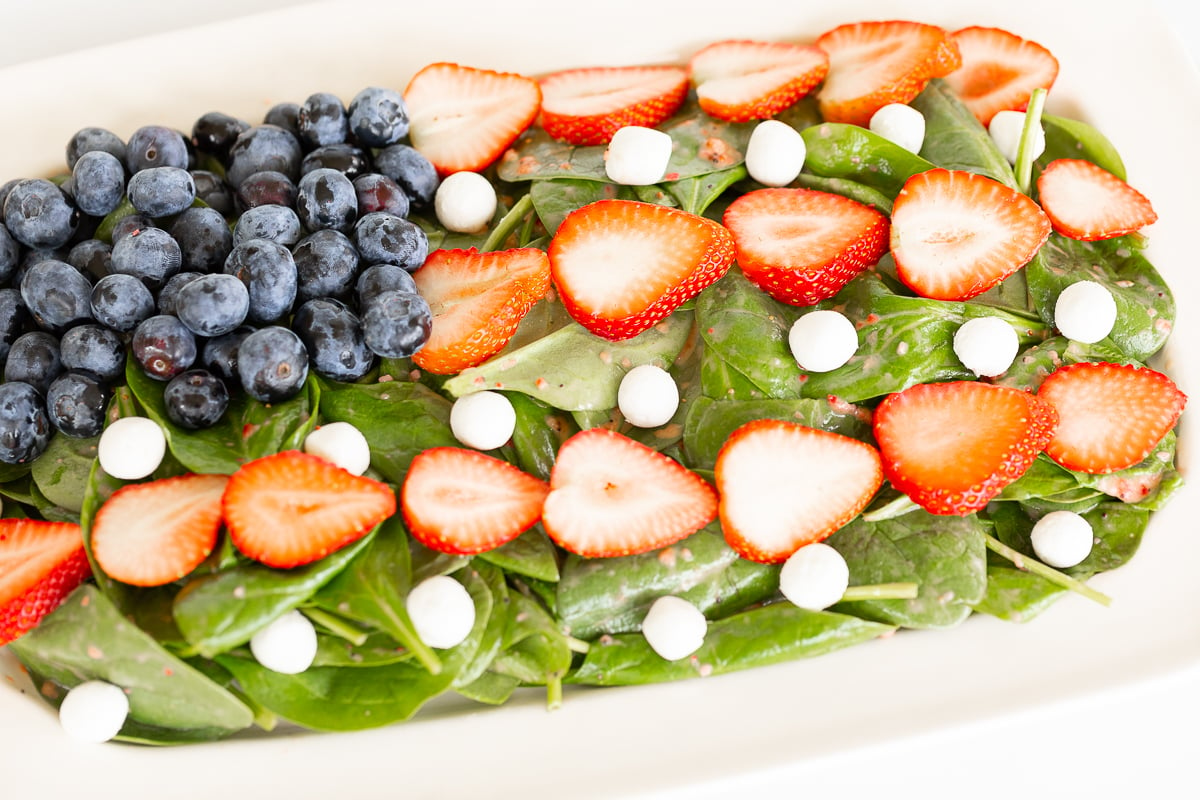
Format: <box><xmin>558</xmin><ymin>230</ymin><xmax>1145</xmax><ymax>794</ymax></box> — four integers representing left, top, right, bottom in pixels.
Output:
<box><xmin>1</xmin><ymin>0</ymin><xmax>1196</xmax><ymax>796</ymax></box>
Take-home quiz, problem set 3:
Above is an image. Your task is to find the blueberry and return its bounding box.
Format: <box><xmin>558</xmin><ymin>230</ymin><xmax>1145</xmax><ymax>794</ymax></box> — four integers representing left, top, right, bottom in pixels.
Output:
<box><xmin>131</xmin><ymin>314</ymin><xmax>197</xmax><ymax>381</ymax></box>
<box><xmin>293</xmin><ymin>229</ymin><xmax>360</xmax><ymax>304</ymax></box>
<box><xmin>353</xmin><ymin>173</ymin><xmax>410</xmax><ymax>218</ymax></box>
<box><xmin>0</xmin><ymin>179</ymin><xmax>19</xmax><ymax>213</ymax></box>
<box><xmin>361</xmin><ymin>289</ymin><xmax>432</xmax><ymax>358</ymax></box>
<box><xmin>126</xmin><ymin>125</ymin><xmax>190</xmax><ymax>173</ymax></box>
<box><xmin>155</xmin><ymin>271</ymin><xmax>204</xmax><ymax>317</ymax></box>
<box><xmin>164</xmin><ymin>369</ymin><xmax>230</xmax><ymax>429</ymax></box>
<box><xmin>223</xmin><ymin>238</ymin><xmax>298</xmax><ymax>325</ymax></box>
<box><xmin>297</xmin><ymin>92</ymin><xmax>348</xmax><ymax>149</ymax></box>
<box><xmin>4</xmin><ymin>331</ymin><xmax>63</xmax><ymax>395</ymax></box>
<box><xmin>292</xmin><ymin>297</ymin><xmax>374</xmax><ymax>381</ymax></box>
<box><xmin>170</xmin><ymin>206</ymin><xmax>233</xmax><ymax>272</ymax></box>
<box><xmin>4</xmin><ymin>179</ymin><xmax>78</xmax><ymax>249</ymax></box>
<box><xmin>67</xmin><ymin>238</ymin><xmax>113</xmax><ymax>281</ymax></box>
<box><xmin>191</xmin><ymin>169</ymin><xmax>235</xmax><ymax>217</ymax></box>
<box><xmin>110</xmin><ymin>227</ymin><xmax>181</xmax><ymax>290</ymax></box>
<box><xmin>71</xmin><ymin>150</ymin><xmax>126</xmax><ymax>217</ymax></box>
<box><xmin>236</xmin><ymin>325</ymin><xmax>309</xmax><ymax>403</ymax></box>
<box><xmin>0</xmin><ymin>224</ymin><xmax>19</xmax><ymax>285</ymax></box>
<box><xmin>0</xmin><ymin>288</ymin><xmax>31</xmax><ymax>365</ymax></box>
<box><xmin>235</xmin><ymin>170</ymin><xmax>297</xmax><ymax>213</ymax></box>
<box><xmin>127</xmin><ymin>166</ymin><xmax>196</xmax><ymax>218</ymax></box>
<box><xmin>90</xmin><ymin>273</ymin><xmax>155</xmax><ymax>332</ymax></box>
<box><xmin>262</xmin><ymin>102</ymin><xmax>301</xmax><ymax>137</ymax></box>
<box><xmin>191</xmin><ymin>111</ymin><xmax>250</xmax><ymax>160</ymax></box>
<box><xmin>109</xmin><ymin>213</ymin><xmax>155</xmax><ymax>244</ymax></box>
<box><xmin>353</xmin><ymin>212</ymin><xmax>428</xmax><ymax>271</ymax></box>
<box><xmin>374</xmin><ymin>144</ymin><xmax>439</xmax><ymax>208</ymax></box>
<box><xmin>300</xmin><ymin>143</ymin><xmax>370</xmax><ymax>179</ymax></box>
<box><xmin>226</xmin><ymin>124</ymin><xmax>303</xmax><ymax>187</ymax></box>
<box><xmin>202</xmin><ymin>325</ymin><xmax>253</xmax><ymax>387</ymax></box>
<box><xmin>66</xmin><ymin>127</ymin><xmax>128</xmax><ymax>171</ymax></box>
<box><xmin>60</xmin><ymin>324</ymin><xmax>126</xmax><ymax>383</ymax></box>
<box><xmin>232</xmin><ymin>204</ymin><xmax>302</xmax><ymax>247</ymax></box>
<box><xmin>20</xmin><ymin>259</ymin><xmax>94</xmax><ymax>331</ymax></box>
<box><xmin>46</xmin><ymin>370</ymin><xmax>110</xmax><ymax>438</ymax></box>
<box><xmin>296</xmin><ymin>168</ymin><xmax>357</xmax><ymax>233</ymax></box>
<box><xmin>0</xmin><ymin>381</ymin><xmax>52</xmax><ymax>464</ymax></box>
<box><xmin>347</xmin><ymin>87</ymin><xmax>409</xmax><ymax>148</ymax></box>
<box><xmin>355</xmin><ymin>263</ymin><xmax>418</xmax><ymax>309</ymax></box>
<box><xmin>175</xmin><ymin>273</ymin><xmax>250</xmax><ymax>337</ymax></box>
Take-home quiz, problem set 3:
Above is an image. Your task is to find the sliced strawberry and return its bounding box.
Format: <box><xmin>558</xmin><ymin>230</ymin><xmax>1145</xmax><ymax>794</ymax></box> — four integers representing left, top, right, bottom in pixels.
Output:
<box><xmin>0</xmin><ymin>519</ymin><xmax>91</xmax><ymax>646</ymax></box>
<box><xmin>1036</xmin><ymin>362</ymin><xmax>1186</xmax><ymax>474</ymax></box>
<box><xmin>688</xmin><ymin>40</ymin><xmax>829</xmax><ymax>122</ymax></box>
<box><xmin>722</xmin><ymin>187</ymin><xmax>890</xmax><ymax>306</ymax></box>
<box><xmin>548</xmin><ymin>199</ymin><xmax>735</xmax><ymax>340</ymax></box>
<box><xmin>223</xmin><ymin>451</ymin><xmax>397</xmax><ymax>568</ymax></box>
<box><xmin>542</xmin><ymin>428</ymin><xmax>717</xmax><ymax>558</ymax></box>
<box><xmin>890</xmin><ymin>168</ymin><xmax>1051</xmax><ymax>301</ymax></box>
<box><xmin>942</xmin><ymin>26</ymin><xmax>1059</xmax><ymax>126</ymax></box>
<box><xmin>816</xmin><ymin>20</ymin><xmax>961</xmax><ymax>126</ymax></box>
<box><xmin>404</xmin><ymin>62</ymin><xmax>541</xmax><ymax>176</ymax></box>
<box><xmin>1036</xmin><ymin>159</ymin><xmax>1158</xmax><ymax>241</ymax></box>
<box><xmin>412</xmin><ymin>247</ymin><xmax>551</xmax><ymax>374</ymax></box>
<box><xmin>715</xmin><ymin>420</ymin><xmax>882</xmax><ymax>563</ymax></box>
<box><xmin>873</xmin><ymin>381</ymin><xmax>1059</xmax><ymax>515</ymax></box>
<box><xmin>91</xmin><ymin>473</ymin><xmax>229</xmax><ymax>587</ymax></box>
<box><xmin>401</xmin><ymin>447</ymin><xmax>549</xmax><ymax>555</ymax></box>
<box><xmin>538</xmin><ymin>66</ymin><xmax>688</xmax><ymax>146</ymax></box>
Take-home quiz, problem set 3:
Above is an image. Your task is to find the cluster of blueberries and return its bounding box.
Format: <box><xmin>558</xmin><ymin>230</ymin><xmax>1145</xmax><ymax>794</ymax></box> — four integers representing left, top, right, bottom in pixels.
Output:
<box><xmin>0</xmin><ymin>87</ymin><xmax>441</xmax><ymax>465</ymax></box>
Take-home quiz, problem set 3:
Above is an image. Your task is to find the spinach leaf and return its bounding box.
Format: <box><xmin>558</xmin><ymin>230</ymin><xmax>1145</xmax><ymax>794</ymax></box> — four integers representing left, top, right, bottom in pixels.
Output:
<box><xmin>456</xmin><ymin>671</ymin><xmax>520</xmax><ymax>705</ymax></box>
<box><xmin>971</xmin><ymin>564</ymin><xmax>1067</xmax><ymax>623</ymax></box>
<box><xmin>912</xmin><ymin>79</ymin><xmax>1017</xmax><ymax>188</ymax></box>
<box><xmin>499</xmin><ymin>392</ymin><xmax>578</xmax><ymax>481</ymax></box>
<box><xmin>800</xmin><ymin>122</ymin><xmax>937</xmax><ymax>198</ymax></box>
<box><xmin>475</xmin><ymin>526</ymin><xmax>560</xmax><ymax>583</ymax></box>
<box><xmin>311</xmin><ymin>631</ymin><xmax>413</xmax><ymax>668</ymax></box>
<box><xmin>530</xmin><ymin>179</ymin><xmax>642</xmax><ymax>235</ymax></box>
<box><xmin>993</xmin><ymin>335</ymin><xmax>1130</xmax><ymax>393</ymax></box>
<box><xmin>489</xmin><ymin>589</ymin><xmax>572</xmax><ymax>691</ymax></box>
<box><xmin>30</xmin><ymin>431</ymin><xmax>97</xmax><ymax>514</ymax></box>
<box><xmin>666</xmin><ymin>165</ymin><xmax>747</xmax><ymax>216</ymax></box>
<box><xmin>1037</xmin><ymin>114</ymin><xmax>1127</xmax><ymax>180</ymax></box>
<box><xmin>794</xmin><ymin>174</ymin><xmax>893</xmax><ymax>214</ymax></box>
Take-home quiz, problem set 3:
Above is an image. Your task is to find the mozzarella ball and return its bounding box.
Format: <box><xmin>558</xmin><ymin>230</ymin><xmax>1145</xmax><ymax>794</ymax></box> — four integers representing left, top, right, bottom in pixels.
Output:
<box><xmin>1054</xmin><ymin>280</ymin><xmax>1117</xmax><ymax>344</ymax></box>
<box><xmin>988</xmin><ymin>110</ymin><xmax>1046</xmax><ymax>164</ymax></box>
<box><xmin>450</xmin><ymin>391</ymin><xmax>517</xmax><ymax>451</ymax></box>
<box><xmin>304</xmin><ymin>421</ymin><xmax>372</xmax><ymax>475</ymax></box>
<box><xmin>97</xmin><ymin>416</ymin><xmax>167</xmax><ymax>480</ymax></box>
<box><xmin>869</xmin><ymin>103</ymin><xmax>926</xmax><ymax>154</ymax></box>
<box><xmin>641</xmin><ymin>595</ymin><xmax>707</xmax><ymax>661</ymax></box>
<box><xmin>1030</xmin><ymin>510</ymin><xmax>1094</xmax><ymax>569</ymax></box>
<box><xmin>407</xmin><ymin>575</ymin><xmax>476</xmax><ymax>649</ymax></box>
<box><xmin>604</xmin><ymin>126</ymin><xmax>673</xmax><ymax>185</ymax></box>
<box><xmin>953</xmin><ymin>316</ymin><xmax>1020</xmax><ymax>378</ymax></box>
<box><xmin>779</xmin><ymin>542</ymin><xmax>850</xmax><ymax>611</ymax></box>
<box><xmin>788</xmin><ymin>310</ymin><xmax>858</xmax><ymax>372</ymax></box>
<box><xmin>617</xmin><ymin>364</ymin><xmax>679</xmax><ymax>428</ymax></box>
<box><xmin>59</xmin><ymin>680</ymin><xmax>129</xmax><ymax>743</ymax></box>
<box><xmin>434</xmin><ymin>171</ymin><xmax>497</xmax><ymax>233</ymax></box>
<box><xmin>745</xmin><ymin>119</ymin><xmax>806</xmax><ymax>187</ymax></box>
<box><xmin>249</xmin><ymin>610</ymin><xmax>318</xmax><ymax>675</ymax></box>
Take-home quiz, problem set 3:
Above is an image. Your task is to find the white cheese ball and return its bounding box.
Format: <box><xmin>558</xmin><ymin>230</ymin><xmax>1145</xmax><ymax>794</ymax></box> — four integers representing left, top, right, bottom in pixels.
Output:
<box><xmin>617</xmin><ymin>364</ymin><xmax>679</xmax><ymax>428</ymax></box>
<box><xmin>450</xmin><ymin>391</ymin><xmax>517</xmax><ymax>450</ymax></box>
<box><xmin>988</xmin><ymin>110</ymin><xmax>1046</xmax><ymax>164</ymax></box>
<box><xmin>1054</xmin><ymin>280</ymin><xmax>1117</xmax><ymax>344</ymax></box>
<box><xmin>434</xmin><ymin>171</ymin><xmax>497</xmax><ymax>233</ymax></box>
<box><xmin>1031</xmin><ymin>510</ymin><xmax>1094</xmax><ymax>568</ymax></box>
<box><xmin>953</xmin><ymin>316</ymin><xmax>1020</xmax><ymax>378</ymax></box>
<box><xmin>788</xmin><ymin>310</ymin><xmax>858</xmax><ymax>372</ymax></box>
<box><xmin>407</xmin><ymin>575</ymin><xmax>476</xmax><ymax>649</ymax></box>
<box><xmin>642</xmin><ymin>595</ymin><xmax>707</xmax><ymax>661</ymax></box>
<box><xmin>59</xmin><ymin>680</ymin><xmax>129</xmax><ymax>743</ymax></box>
<box><xmin>869</xmin><ymin>103</ymin><xmax>926</xmax><ymax>154</ymax></box>
<box><xmin>97</xmin><ymin>416</ymin><xmax>166</xmax><ymax>480</ymax></box>
<box><xmin>604</xmin><ymin>125</ymin><xmax>673</xmax><ymax>185</ymax></box>
<box><xmin>250</xmin><ymin>610</ymin><xmax>318</xmax><ymax>675</ymax></box>
<box><xmin>779</xmin><ymin>542</ymin><xmax>850</xmax><ymax>611</ymax></box>
<box><xmin>745</xmin><ymin>119</ymin><xmax>806</xmax><ymax>187</ymax></box>
<box><xmin>304</xmin><ymin>421</ymin><xmax>372</xmax><ymax>475</ymax></box>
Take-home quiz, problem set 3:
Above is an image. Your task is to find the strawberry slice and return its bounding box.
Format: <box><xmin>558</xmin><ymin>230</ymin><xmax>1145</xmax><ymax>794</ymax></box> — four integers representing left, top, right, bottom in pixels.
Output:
<box><xmin>816</xmin><ymin>20</ymin><xmax>961</xmax><ymax>126</ymax></box>
<box><xmin>890</xmin><ymin>168</ymin><xmax>1051</xmax><ymax>301</ymax></box>
<box><xmin>548</xmin><ymin>199</ymin><xmax>735</xmax><ymax>340</ymax></box>
<box><xmin>688</xmin><ymin>40</ymin><xmax>829</xmax><ymax>122</ymax></box>
<box><xmin>1036</xmin><ymin>159</ymin><xmax>1158</xmax><ymax>241</ymax></box>
<box><xmin>715</xmin><ymin>420</ymin><xmax>883</xmax><ymax>563</ymax></box>
<box><xmin>0</xmin><ymin>519</ymin><xmax>91</xmax><ymax>646</ymax></box>
<box><xmin>223</xmin><ymin>451</ymin><xmax>397</xmax><ymax>568</ymax></box>
<box><xmin>1036</xmin><ymin>362</ymin><xmax>1186</xmax><ymax>474</ymax></box>
<box><xmin>404</xmin><ymin>62</ymin><xmax>541</xmax><ymax>175</ymax></box>
<box><xmin>873</xmin><ymin>381</ymin><xmax>1059</xmax><ymax>515</ymax></box>
<box><xmin>542</xmin><ymin>428</ymin><xmax>717</xmax><ymax>558</ymax></box>
<box><xmin>412</xmin><ymin>247</ymin><xmax>551</xmax><ymax>374</ymax></box>
<box><xmin>91</xmin><ymin>473</ymin><xmax>229</xmax><ymax>587</ymax></box>
<box><xmin>722</xmin><ymin>187</ymin><xmax>890</xmax><ymax>306</ymax></box>
<box><xmin>942</xmin><ymin>26</ymin><xmax>1059</xmax><ymax>126</ymax></box>
<box><xmin>401</xmin><ymin>447</ymin><xmax>550</xmax><ymax>555</ymax></box>
<box><xmin>538</xmin><ymin>66</ymin><xmax>688</xmax><ymax>146</ymax></box>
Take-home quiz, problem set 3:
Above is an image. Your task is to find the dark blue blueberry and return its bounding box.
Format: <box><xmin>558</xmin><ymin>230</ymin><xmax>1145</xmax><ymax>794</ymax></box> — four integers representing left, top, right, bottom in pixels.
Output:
<box><xmin>170</xmin><ymin>206</ymin><xmax>233</xmax><ymax>272</ymax></box>
<box><xmin>131</xmin><ymin>314</ymin><xmax>197</xmax><ymax>380</ymax></box>
<box><xmin>155</xmin><ymin>271</ymin><xmax>204</xmax><ymax>317</ymax></box>
<box><xmin>297</xmin><ymin>92</ymin><xmax>348</xmax><ymax>149</ymax></box>
<box><xmin>175</xmin><ymin>273</ymin><xmax>250</xmax><ymax>337</ymax></box>
<box><xmin>66</xmin><ymin>127</ymin><xmax>128</xmax><ymax>171</ymax></box>
<box><xmin>90</xmin><ymin>273</ymin><xmax>155</xmax><ymax>333</ymax></box>
<box><xmin>202</xmin><ymin>325</ymin><xmax>253</xmax><ymax>388</ymax></box>
<box><xmin>127</xmin><ymin>166</ymin><xmax>196</xmax><ymax>218</ymax></box>
<box><xmin>11</xmin><ymin>248</ymin><xmax>67</xmax><ymax>290</ymax></box>
<box><xmin>126</xmin><ymin>125</ymin><xmax>190</xmax><ymax>173</ymax></box>
<box><xmin>300</xmin><ymin>143</ymin><xmax>370</xmax><ymax>179</ymax></box>
<box><xmin>0</xmin><ymin>288</ymin><xmax>31</xmax><ymax>365</ymax></box>
<box><xmin>163</xmin><ymin>369</ymin><xmax>229</xmax><ymax>429</ymax></box>
<box><xmin>0</xmin><ymin>381</ymin><xmax>51</xmax><ymax>464</ymax></box>
<box><xmin>296</xmin><ymin>168</ymin><xmax>357</xmax><ymax>233</ymax></box>
<box><xmin>71</xmin><ymin>150</ymin><xmax>127</xmax><ymax>217</ymax></box>
<box><xmin>361</xmin><ymin>289</ymin><xmax>432</xmax><ymax>358</ymax></box>
<box><xmin>263</xmin><ymin>102</ymin><xmax>301</xmax><ymax>138</ymax></box>
<box><xmin>46</xmin><ymin>370</ymin><xmax>110</xmax><ymax>438</ymax></box>
<box><xmin>235</xmin><ymin>170</ymin><xmax>297</xmax><ymax>213</ymax></box>
<box><xmin>110</xmin><ymin>227</ymin><xmax>181</xmax><ymax>290</ymax></box>
<box><xmin>353</xmin><ymin>212</ymin><xmax>428</xmax><ymax>271</ymax></box>
<box><xmin>4</xmin><ymin>331</ymin><xmax>63</xmax><ymax>395</ymax></box>
<box><xmin>59</xmin><ymin>324</ymin><xmax>125</xmax><ymax>384</ymax></box>
<box><xmin>355</xmin><ymin>263</ymin><xmax>418</xmax><ymax>309</ymax></box>
<box><xmin>191</xmin><ymin>111</ymin><xmax>250</xmax><ymax>160</ymax></box>
<box><xmin>0</xmin><ymin>223</ymin><xmax>19</xmax><ymax>285</ymax></box>
<box><xmin>226</xmin><ymin>125</ymin><xmax>303</xmax><ymax>187</ymax></box>
<box><xmin>347</xmin><ymin>87</ymin><xmax>409</xmax><ymax>148</ymax></box>
<box><xmin>236</xmin><ymin>325</ymin><xmax>309</xmax><ymax>403</ymax></box>
<box><xmin>373</xmin><ymin>144</ymin><xmax>439</xmax><ymax>208</ymax></box>
<box><xmin>292</xmin><ymin>297</ymin><xmax>374</xmax><ymax>381</ymax></box>
<box><xmin>109</xmin><ymin>213</ymin><xmax>155</xmax><ymax>244</ymax></box>
<box><xmin>223</xmin><ymin>238</ymin><xmax>298</xmax><ymax>325</ymax></box>
<box><xmin>20</xmin><ymin>259</ymin><xmax>93</xmax><ymax>331</ymax></box>
<box><xmin>233</xmin><ymin>204</ymin><xmax>302</xmax><ymax>247</ymax></box>
<box><xmin>0</xmin><ymin>179</ymin><xmax>20</xmax><ymax>213</ymax></box>
<box><xmin>191</xmin><ymin>169</ymin><xmax>235</xmax><ymax>217</ymax></box>
<box><xmin>4</xmin><ymin>179</ymin><xmax>78</xmax><ymax>249</ymax></box>
<box><xmin>293</xmin><ymin>229</ymin><xmax>360</xmax><ymax>304</ymax></box>
<box><xmin>353</xmin><ymin>173</ymin><xmax>410</xmax><ymax>218</ymax></box>
<box><xmin>68</xmin><ymin>238</ymin><xmax>113</xmax><ymax>281</ymax></box>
